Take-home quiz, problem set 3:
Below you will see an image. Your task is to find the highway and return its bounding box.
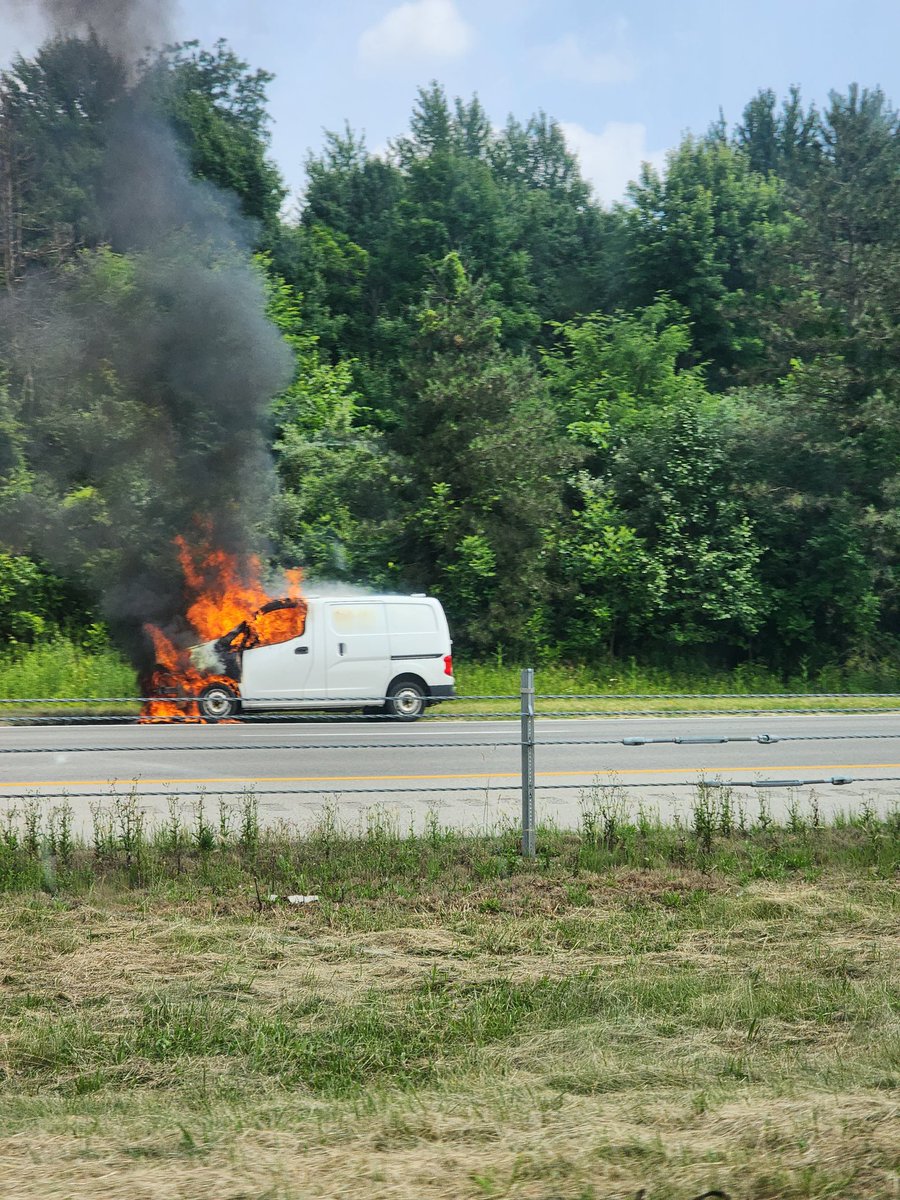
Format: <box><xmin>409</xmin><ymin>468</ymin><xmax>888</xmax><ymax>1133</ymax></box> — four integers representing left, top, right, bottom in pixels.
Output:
<box><xmin>0</xmin><ymin>711</ymin><xmax>898</xmax><ymax>832</ymax></box>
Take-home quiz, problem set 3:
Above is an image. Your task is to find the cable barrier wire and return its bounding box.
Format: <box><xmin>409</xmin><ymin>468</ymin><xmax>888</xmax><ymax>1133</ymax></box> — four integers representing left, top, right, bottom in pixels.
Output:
<box><xmin>2</xmin><ymin>683</ymin><xmax>899</xmax><ymax>832</ymax></box>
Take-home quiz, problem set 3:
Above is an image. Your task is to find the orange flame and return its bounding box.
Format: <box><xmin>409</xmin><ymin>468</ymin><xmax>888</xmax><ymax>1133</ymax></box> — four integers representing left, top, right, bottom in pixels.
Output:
<box><xmin>140</xmin><ymin>529</ymin><xmax>306</xmax><ymax>722</ymax></box>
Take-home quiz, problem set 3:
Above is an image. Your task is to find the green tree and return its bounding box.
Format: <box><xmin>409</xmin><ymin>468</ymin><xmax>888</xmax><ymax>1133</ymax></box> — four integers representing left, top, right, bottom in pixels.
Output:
<box><xmin>794</xmin><ymin>87</ymin><xmax>900</xmax><ymax>391</ymax></box>
<box><xmin>394</xmin><ymin>254</ymin><xmax>572</xmax><ymax>654</ymax></box>
<box><xmin>547</xmin><ymin>304</ymin><xmax>765</xmax><ymax>655</ymax></box>
<box><xmin>148</xmin><ymin>39</ymin><xmax>286</xmax><ymax>233</ymax></box>
<box><xmin>491</xmin><ymin>112</ymin><xmax>612</xmax><ymax>330</ymax></box>
<box><xmin>298</xmin><ymin>87</ymin><xmax>606</xmax><ymax>412</ymax></box>
<box><xmin>298</xmin><ymin>126</ymin><xmax>406</xmax><ymax>375</ymax></box>
<box><xmin>0</xmin><ymin>35</ymin><xmax>126</xmax><ymax>281</ymax></box>
<box><xmin>0</xmin><ymin>376</ymin><xmax>28</xmax><ymax>498</ymax></box>
<box><xmin>265</xmin><ymin>268</ymin><xmax>401</xmax><ymax>582</ymax></box>
<box><xmin>610</xmin><ymin>400</ymin><xmax>764</xmax><ymax>650</ymax></box>
<box><xmin>723</xmin><ymin>362</ymin><xmax>892</xmax><ymax>662</ymax></box>
<box><xmin>544</xmin><ymin>298</ymin><xmax>704</xmax><ymax>444</ymax></box>
<box><xmin>735</xmin><ymin>86</ymin><xmax>820</xmax><ymax>183</ymax></box>
<box><xmin>622</xmin><ymin>136</ymin><xmax>789</xmax><ymax>385</ymax></box>
<box><xmin>391</xmin><ymin>84</ymin><xmax>539</xmax><ymax>349</ymax></box>
<box><xmin>556</xmin><ymin>479</ymin><xmax>663</xmax><ymax>657</ymax></box>
<box><xmin>0</xmin><ymin>239</ymin><xmax>291</xmax><ymax>659</ymax></box>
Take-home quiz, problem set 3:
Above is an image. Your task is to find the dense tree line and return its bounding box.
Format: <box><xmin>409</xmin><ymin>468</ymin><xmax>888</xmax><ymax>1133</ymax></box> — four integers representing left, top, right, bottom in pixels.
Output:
<box><xmin>0</xmin><ymin>35</ymin><xmax>897</xmax><ymax>670</ymax></box>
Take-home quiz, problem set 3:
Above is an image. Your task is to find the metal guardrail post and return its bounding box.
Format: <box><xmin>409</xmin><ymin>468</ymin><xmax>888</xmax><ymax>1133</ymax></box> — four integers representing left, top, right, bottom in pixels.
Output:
<box><xmin>520</xmin><ymin>667</ymin><xmax>536</xmax><ymax>857</ymax></box>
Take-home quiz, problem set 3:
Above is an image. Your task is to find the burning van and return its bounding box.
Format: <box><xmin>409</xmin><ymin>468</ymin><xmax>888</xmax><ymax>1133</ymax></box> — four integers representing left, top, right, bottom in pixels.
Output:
<box><xmin>146</xmin><ymin>594</ymin><xmax>455</xmax><ymax>721</ymax></box>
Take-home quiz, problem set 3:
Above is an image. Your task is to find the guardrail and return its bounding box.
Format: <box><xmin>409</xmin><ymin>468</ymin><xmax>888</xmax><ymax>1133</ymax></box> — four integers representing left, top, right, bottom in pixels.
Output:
<box><xmin>1</xmin><ymin>672</ymin><xmax>899</xmax><ymax>856</ymax></box>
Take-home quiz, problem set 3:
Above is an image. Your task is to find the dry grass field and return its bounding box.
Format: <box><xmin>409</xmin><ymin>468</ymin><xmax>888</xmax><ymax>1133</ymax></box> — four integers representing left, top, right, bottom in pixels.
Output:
<box><xmin>0</xmin><ymin>794</ymin><xmax>896</xmax><ymax>1199</ymax></box>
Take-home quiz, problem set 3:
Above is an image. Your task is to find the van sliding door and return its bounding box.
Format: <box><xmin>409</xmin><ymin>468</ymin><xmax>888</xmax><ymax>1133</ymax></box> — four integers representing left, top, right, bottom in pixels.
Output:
<box><xmin>325</xmin><ymin>602</ymin><xmax>389</xmax><ymax>705</ymax></box>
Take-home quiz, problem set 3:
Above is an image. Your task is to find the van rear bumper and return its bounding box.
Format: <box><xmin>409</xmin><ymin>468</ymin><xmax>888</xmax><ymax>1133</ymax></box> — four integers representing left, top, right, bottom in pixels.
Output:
<box><xmin>428</xmin><ymin>684</ymin><xmax>456</xmax><ymax>702</ymax></box>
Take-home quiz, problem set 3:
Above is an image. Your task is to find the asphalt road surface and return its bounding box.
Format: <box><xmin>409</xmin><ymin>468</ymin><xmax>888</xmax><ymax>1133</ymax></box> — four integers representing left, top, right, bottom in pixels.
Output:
<box><xmin>1</xmin><ymin>711</ymin><xmax>898</xmax><ymax>833</ymax></box>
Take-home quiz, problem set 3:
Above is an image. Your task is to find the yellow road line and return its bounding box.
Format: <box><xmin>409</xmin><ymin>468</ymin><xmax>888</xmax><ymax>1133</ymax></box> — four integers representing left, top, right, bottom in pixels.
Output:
<box><xmin>2</xmin><ymin>763</ymin><xmax>900</xmax><ymax>790</ymax></box>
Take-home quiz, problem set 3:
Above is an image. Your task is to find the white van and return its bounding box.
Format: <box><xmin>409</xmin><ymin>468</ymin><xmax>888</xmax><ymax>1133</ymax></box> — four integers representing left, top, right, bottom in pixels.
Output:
<box><xmin>190</xmin><ymin>594</ymin><xmax>455</xmax><ymax>721</ymax></box>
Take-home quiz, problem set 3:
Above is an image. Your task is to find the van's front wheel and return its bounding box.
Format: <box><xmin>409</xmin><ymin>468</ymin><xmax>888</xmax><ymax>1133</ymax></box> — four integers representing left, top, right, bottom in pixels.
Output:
<box><xmin>385</xmin><ymin>679</ymin><xmax>426</xmax><ymax>721</ymax></box>
<box><xmin>199</xmin><ymin>685</ymin><xmax>239</xmax><ymax>721</ymax></box>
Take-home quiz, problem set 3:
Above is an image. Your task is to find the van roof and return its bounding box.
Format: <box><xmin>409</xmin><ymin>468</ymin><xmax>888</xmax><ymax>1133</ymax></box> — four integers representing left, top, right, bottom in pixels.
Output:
<box><xmin>304</xmin><ymin>594</ymin><xmax>435</xmax><ymax>601</ymax></box>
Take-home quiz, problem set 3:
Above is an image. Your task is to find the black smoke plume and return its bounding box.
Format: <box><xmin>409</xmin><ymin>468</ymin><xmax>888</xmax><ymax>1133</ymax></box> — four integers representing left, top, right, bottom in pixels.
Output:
<box><xmin>0</xmin><ymin>9</ymin><xmax>293</xmax><ymax>666</ymax></box>
<box><xmin>2</xmin><ymin>0</ymin><xmax>174</xmax><ymax>61</ymax></box>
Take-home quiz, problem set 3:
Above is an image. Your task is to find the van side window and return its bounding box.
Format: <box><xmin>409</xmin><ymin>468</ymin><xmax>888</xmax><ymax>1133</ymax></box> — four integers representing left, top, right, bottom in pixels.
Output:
<box><xmin>251</xmin><ymin>603</ymin><xmax>306</xmax><ymax>646</ymax></box>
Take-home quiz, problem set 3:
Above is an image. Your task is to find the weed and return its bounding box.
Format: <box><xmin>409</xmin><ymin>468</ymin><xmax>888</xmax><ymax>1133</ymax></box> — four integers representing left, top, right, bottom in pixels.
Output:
<box><xmin>565</xmin><ymin>882</ymin><xmax>592</xmax><ymax>907</ymax></box>
<box><xmin>809</xmin><ymin>791</ymin><xmax>821</xmax><ymax>829</ymax></box>
<box><xmin>193</xmin><ymin>795</ymin><xmax>215</xmax><ymax>855</ymax></box>
<box><xmin>580</xmin><ymin>782</ymin><xmax>627</xmax><ymax>854</ymax></box>
<box><xmin>716</xmin><ymin>785</ymin><xmax>735</xmax><ymax>837</ymax></box>
<box><xmin>217</xmin><ymin>800</ymin><xmax>233</xmax><ymax>844</ymax></box>
<box><xmin>237</xmin><ymin>790</ymin><xmax>259</xmax><ymax>856</ymax></box>
<box><xmin>161</xmin><ymin>797</ymin><xmax>185</xmax><ymax>872</ymax></box>
<box><xmin>48</xmin><ymin>801</ymin><xmax>73</xmax><ymax>869</ymax></box>
<box><xmin>692</xmin><ymin>780</ymin><xmax>718</xmax><ymax>854</ymax></box>
<box><xmin>89</xmin><ymin>799</ymin><xmax>116</xmax><ymax>865</ymax></box>
<box><xmin>786</xmin><ymin>790</ymin><xmax>806</xmax><ymax>833</ymax></box>
<box><xmin>22</xmin><ymin>796</ymin><xmax>41</xmax><ymax>859</ymax></box>
<box><xmin>0</xmin><ymin>811</ymin><xmax>895</xmax><ymax>1199</ymax></box>
<box><xmin>0</xmin><ymin>637</ymin><xmax>135</xmax><ymax>715</ymax></box>
<box><xmin>636</xmin><ymin>803</ymin><xmax>655</xmax><ymax>839</ymax></box>
<box><xmin>2</xmin><ymin>805</ymin><xmax>19</xmax><ymax>851</ymax></box>
<box><xmin>310</xmin><ymin>801</ymin><xmax>339</xmax><ymax>862</ymax></box>
<box><xmin>755</xmin><ymin>795</ymin><xmax>773</xmax><ymax>832</ymax></box>
<box><xmin>112</xmin><ymin>788</ymin><xmax>145</xmax><ymax>875</ymax></box>
<box><xmin>0</xmin><ymin>802</ymin><xmax>894</xmax><ymax>902</ymax></box>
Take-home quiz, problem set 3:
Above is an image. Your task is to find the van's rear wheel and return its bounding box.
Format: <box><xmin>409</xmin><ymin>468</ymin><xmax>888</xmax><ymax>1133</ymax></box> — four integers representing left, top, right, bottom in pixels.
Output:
<box><xmin>199</xmin><ymin>685</ymin><xmax>239</xmax><ymax>721</ymax></box>
<box><xmin>385</xmin><ymin>680</ymin><xmax>426</xmax><ymax>721</ymax></box>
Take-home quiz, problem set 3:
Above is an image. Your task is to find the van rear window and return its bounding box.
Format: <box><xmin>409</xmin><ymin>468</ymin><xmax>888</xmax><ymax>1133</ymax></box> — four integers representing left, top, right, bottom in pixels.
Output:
<box><xmin>387</xmin><ymin>603</ymin><xmax>437</xmax><ymax>634</ymax></box>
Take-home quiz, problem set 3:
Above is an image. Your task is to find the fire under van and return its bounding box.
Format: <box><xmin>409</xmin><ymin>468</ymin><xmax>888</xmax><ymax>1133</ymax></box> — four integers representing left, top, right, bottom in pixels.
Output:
<box><xmin>189</xmin><ymin>594</ymin><xmax>455</xmax><ymax>721</ymax></box>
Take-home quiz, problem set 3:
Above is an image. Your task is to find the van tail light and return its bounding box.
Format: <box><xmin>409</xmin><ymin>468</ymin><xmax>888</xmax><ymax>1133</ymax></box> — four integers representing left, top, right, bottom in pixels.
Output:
<box><xmin>443</xmin><ymin>654</ymin><xmax>453</xmax><ymax>677</ymax></box>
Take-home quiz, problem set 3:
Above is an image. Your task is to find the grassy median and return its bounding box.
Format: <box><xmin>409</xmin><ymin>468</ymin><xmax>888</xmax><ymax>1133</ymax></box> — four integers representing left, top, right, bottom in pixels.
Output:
<box><xmin>0</xmin><ymin>793</ymin><xmax>896</xmax><ymax>1198</ymax></box>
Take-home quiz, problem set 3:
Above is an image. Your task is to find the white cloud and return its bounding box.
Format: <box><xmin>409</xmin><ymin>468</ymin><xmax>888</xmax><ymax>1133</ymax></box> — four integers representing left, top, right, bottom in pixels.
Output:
<box><xmin>358</xmin><ymin>0</ymin><xmax>473</xmax><ymax>66</ymax></box>
<box><xmin>560</xmin><ymin>121</ymin><xmax>667</xmax><ymax>206</ymax></box>
<box><xmin>537</xmin><ymin>31</ymin><xmax>635</xmax><ymax>85</ymax></box>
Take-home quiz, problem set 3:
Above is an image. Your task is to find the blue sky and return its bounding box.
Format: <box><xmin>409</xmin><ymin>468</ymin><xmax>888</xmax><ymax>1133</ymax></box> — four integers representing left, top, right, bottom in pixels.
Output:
<box><xmin>3</xmin><ymin>0</ymin><xmax>898</xmax><ymax>209</ymax></box>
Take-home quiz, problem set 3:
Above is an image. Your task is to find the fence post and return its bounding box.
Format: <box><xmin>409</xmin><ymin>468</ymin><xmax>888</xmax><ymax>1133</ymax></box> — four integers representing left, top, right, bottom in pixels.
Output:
<box><xmin>520</xmin><ymin>667</ymin><xmax>536</xmax><ymax>857</ymax></box>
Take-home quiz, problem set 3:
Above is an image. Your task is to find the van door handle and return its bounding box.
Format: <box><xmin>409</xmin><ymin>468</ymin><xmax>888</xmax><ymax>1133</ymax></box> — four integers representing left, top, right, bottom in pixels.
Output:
<box><xmin>294</xmin><ymin>646</ymin><xmax>308</xmax><ymax>655</ymax></box>
<box><xmin>338</xmin><ymin>642</ymin><xmax>346</xmax><ymax>656</ymax></box>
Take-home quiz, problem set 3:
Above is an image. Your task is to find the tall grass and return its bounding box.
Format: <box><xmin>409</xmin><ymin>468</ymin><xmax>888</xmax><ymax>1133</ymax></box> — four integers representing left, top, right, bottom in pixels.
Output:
<box><xmin>457</xmin><ymin>655</ymin><xmax>900</xmax><ymax>697</ymax></box>
<box><xmin>0</xmin><ymin>637</ymin><xmax>135</xmax><ymax>701</ymax></box>
<box><xmin>2</xmin><ymin>637</ymin><xmax>899</xmax><ymax>708</ymax></box>
<box><xmin>0</xmin><ymin>789</ymin><xmax>895</xmax><ymax>898</ymax></box>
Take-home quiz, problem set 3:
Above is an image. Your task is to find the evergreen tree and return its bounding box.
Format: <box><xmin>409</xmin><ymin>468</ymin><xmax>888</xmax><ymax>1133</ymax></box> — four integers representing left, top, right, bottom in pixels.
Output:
<box><xmin>394</xmin><ymin>254</ymin><xmax>572</xmax><ymax>654</ymax></box>
<box><xmin>799</xmin><ymin>86</ymin><xmax>900</xmax><ymax>390</ymax></box>
<box><xmin>265</xmin><ymin>268</ymin><xmax>402</xmax><ymax>583</ymax></box>
<box><xmin>735</xmin><ymin>86</ymin><xmax>820</xmax><ymax>183</ymax></box>
<box><xmin>152</xmin><ymin>39</ymin><xmax>286</xmax><ymax>234</ymax></box>
<box><xmin>0</xmin><ymin>35</ymin><xmax>126</xmax><ymax>280</ymax></box>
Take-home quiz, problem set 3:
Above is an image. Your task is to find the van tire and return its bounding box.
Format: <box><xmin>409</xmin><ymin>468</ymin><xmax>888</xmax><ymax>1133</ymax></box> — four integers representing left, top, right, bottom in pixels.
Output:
<box><xmin>198</xmin><ymin>685</ymin><xmax>239</xmax><ymax>721</ymax></box>
<box><xmin>385</xmin><ymin>678</ymin><xmax>426</xmax><ymax>721</ymax></box>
